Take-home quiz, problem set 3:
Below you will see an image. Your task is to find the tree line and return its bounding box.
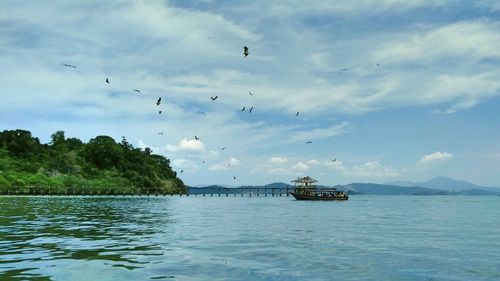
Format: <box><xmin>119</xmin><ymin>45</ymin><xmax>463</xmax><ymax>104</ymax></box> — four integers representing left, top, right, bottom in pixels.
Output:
<box><xmin>0</xmin><ymin>129</ymin><xmax>185</xmax><ymax>194</ymax></box>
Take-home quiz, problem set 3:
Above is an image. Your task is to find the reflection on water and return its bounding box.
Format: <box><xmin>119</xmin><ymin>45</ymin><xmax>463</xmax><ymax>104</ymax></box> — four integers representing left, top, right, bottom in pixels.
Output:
<box><xmin>0</xmin><ymin>197</ymin><xmax>173</xmax><ymax>280</ymax></box>
<box><xmin>1</xmin><ymin>196</ymin><xmax>500</xmax><ymax>280</ymax></box>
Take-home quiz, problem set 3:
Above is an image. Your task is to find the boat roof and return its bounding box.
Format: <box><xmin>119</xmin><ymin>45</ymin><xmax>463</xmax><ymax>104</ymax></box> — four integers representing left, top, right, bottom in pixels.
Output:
<box><xmin>291</xmin><ymin>176</ymin><xmax>318</xmax><ymax>184</ymax></box>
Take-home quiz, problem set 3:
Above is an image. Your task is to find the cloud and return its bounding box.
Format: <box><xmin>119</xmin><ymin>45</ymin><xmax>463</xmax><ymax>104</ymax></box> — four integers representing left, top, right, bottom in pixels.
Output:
<box><xmin>325</xmin><ymin>160</ymin><xmax>345</xmax><ymax>171</ymax></box>
<box><xmin>373</xmin><ymin>20</ymin><xmax>500</xmax><ymax>64</ymax></box>
<box><xmin>307</xmin><ymin>159</ymin><xmax>320</xmax><ymax>165</ymax></box>
<box><xmin>416</xmin><ymin>151</ymin><xmax>453</xmax><ymax>168</ymax></box>
<box><xmin>137</xmin><ymin>138</ymin><xmax>204</xmax><ymax>156</ymax></box>
<box><xmin>178</xmin><ymin>138</ymin><xmax>205</xmax><ymax>152</ymax></box>
<box><xmin>290</xmin><ymin>122</ymin><xmax>351</xmax><ymax>143</ymax></box>
<box><xmin>209</xmin><ymin>157</ymin><xmax>241</xmax><ymax>171</ymax></box>
<box><xmin>269</xmin><ymin>157</ymin><xmax>288</xmax><ymax>164</ymax></box>
<box><xmin>346</xmin><ymin>161</ymin><xmax>400</xmax><ymax>179</ymax></box>
<box><xmin>292</xmin><ymin>161</ymin><xmax>310</xmax><ymax>172</ymax></box>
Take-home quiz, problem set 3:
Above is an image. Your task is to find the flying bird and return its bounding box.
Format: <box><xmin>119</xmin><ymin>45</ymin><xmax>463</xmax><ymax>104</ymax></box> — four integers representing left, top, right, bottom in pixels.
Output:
<box><xmin>249</xmin><ymin>91</ymin><xmax>254</xmax><ymax>96</ymax></box>
<box><xmin>159</xmin><ymin>110</ymin><xmax>162</xmax><ymax>115</ymax></box>
<box><xmin>243</xmin><ymin>46</ymin><xmax>249</xmax><ymax>57</ymax></box>
<box><xmin>195</xmin><ymin>136</ymin><xmax>199</xmax><ymax>140</ymax></box>
<box><xmin>340</xmin><ymin>68</ymin><xmax>349</xmax><ymax>73</ymax></box>
<box><xmin>376</xmin><ymin>64</ymin><xmax>381</xmax><ymax>67</ymax></box>
<box><xmin>62</xmin><ymin>64</ymin><xmax>77</xmax><ymax>68</ymax></box>
<box><xmin>158</xmin><ymin>132</ymin><xmax>164</xmax><ymax>135</ymax></box>
<box><xmin>296</xmin><ymin>112</ymin><xmax>300</xmax><ymax>116</ymax></box>
<box><xmin>228</xmin><ymin>163</ymin><xmax>231</xmax><ymax>167</ymax></box>
<box><xmin>241</xmin><ymin>106</ymin><xmax>246</xmax><ymax>111</ymax></box>
<box><xmin>197</xmin><ymin>111</ymin><xmax>206</xmax><ymax>115</ymax></box>
<box><xmin>331</xmin><ymin>158</ymin><xmax>337</xmax><ymax>162</ymax></box>
<box><xmin>156</xmin><ymin>97</ymin><xmax>162</xmax><ymax>105</ymax></box>
<box><xmin>180</xmin><ymin>170</ymin><xmax>183</xmax><ymax>174</ymax></box>
<box><xmin>202</xmin><ymin>160</ymin><xmax>206</xmax><ymax>164</ymax></box>
<box><xmin>306</xmin><ymin>141</ymin><xmax>312</xmax><ymax>144</ymax></box>
<box><xmin>221</xmin><ymin>147</ymin><xmax>226</xmax><ymax>151</ymax></box>
<box><xmin>133</xmin><ymin>89</ymin><xmax>141</xmax><ymax>94</ymax></box>
<box><xmin>249</xmin><ymin>106</ymin><xmax>253</xmax><ymax>113</ymax></box>
<box><xmin>211</xmin><ymin>96</ymin><xmax>218</xmax><ymax>101</ymax></box>
<box><xmin>105</xmin><ymin>78</ymin><xmax>110</xmax><ymax>84</ymax></box>
<box><xmin>233</xmin><ymin>176</ymin><xmax>236</xmax><ymax>180</ymax></box>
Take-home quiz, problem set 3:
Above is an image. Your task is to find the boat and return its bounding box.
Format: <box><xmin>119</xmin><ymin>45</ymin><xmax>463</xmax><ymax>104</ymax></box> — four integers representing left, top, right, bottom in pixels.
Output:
<box><xmin>290</xmin><ymin>176</ymin><xmax>348</xmax><ymax>201</ymax></box>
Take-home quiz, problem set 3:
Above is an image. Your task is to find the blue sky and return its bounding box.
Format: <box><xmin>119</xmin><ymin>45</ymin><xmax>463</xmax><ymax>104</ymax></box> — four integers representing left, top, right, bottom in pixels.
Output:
<box><xmin>1</xmin><ymin>0</ymin><xmax>500</xmax><ymax>187</ymax></box>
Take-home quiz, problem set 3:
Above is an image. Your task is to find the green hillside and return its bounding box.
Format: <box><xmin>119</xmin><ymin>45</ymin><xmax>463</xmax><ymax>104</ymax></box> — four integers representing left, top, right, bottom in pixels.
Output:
<box><xmin>0</xmin><ymin>129</ymin><xmax>185</xmax><ymax>194</ymax></box>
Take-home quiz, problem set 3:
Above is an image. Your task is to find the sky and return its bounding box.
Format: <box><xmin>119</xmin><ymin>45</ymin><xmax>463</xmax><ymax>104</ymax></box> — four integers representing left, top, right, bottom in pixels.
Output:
<box><xmin>1</xmin><ymin>0</ymin><xmax>500</xmax><ymax>187</ymax></box>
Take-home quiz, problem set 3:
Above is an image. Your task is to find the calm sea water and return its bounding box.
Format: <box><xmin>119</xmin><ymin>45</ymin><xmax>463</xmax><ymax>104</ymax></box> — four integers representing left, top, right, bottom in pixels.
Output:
<box><xmin>1</xmin><ymin>195</ymin><xmax>499</xmax><ymax>281</ymax></box>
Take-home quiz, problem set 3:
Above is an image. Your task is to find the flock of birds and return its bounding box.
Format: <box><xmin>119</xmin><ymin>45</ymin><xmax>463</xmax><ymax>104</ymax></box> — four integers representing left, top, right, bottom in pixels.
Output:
<box><xmin>62</xmin><ymin>45</ymin><xmax>340</xmax><ymax>181</ymax></box>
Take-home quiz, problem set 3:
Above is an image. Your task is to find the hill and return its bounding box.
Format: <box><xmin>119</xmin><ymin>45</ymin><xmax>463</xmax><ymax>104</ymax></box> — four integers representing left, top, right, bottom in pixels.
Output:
<box><xmin>0</xmin><ymin>129</ymin><xmax>185</xmax><ymax>194</ymax></box>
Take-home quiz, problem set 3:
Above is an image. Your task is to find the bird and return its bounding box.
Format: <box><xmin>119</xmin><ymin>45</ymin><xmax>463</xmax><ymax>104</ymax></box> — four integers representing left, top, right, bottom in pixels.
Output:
<box><xmin>306</xmin><ymin>141</ymin><xmax>312</xmax><ymax>144</ymax></box>
<box><xmin>296</xmin><ymin>112</ymin><xmax>300</xmax><ymax>116</ymax></box>
<box><xmin>62</xmin><ymin>64</ymin><xmax>77</xmax><ymax>68</ymax></box>
<box><xmin>233</xmin><ymin>176</ymin><xmax>236</xmax><ymax>180</ymax></box>
<box><xmin>211</xmin><ymin>96</ymin><xmax>218</xmax><ymax>101</ymax></box>
<box><xmin>202</xmin><ymin>160</ymin><xmax>206</xmax><ymax>164</ymax></box>
<box><xmin>159</xmin><ymin>110</ymin><xmax>162</xmax><ymax>115</ymax></box>
<box><xmin>195</xmin><ymin>136</ymin><xmax>199</xmax><ymax>140</ymax></box>
<box><xmin>249</xmin><ymin>91</ymin><xmax>254</xmax><ymax>96</ymax></box>
<box><xmin>221</xmin><ymin>147</ymin><xmax>226</xmax><ymax>151</ymax></box>
<box><xmin>133</xmin><ymin>89</ymin><xmax>141</xmax><ymax>94</ymax></box>
<box><xmin>241</xmin><ymin>106</ymin><xmax>246</xmax><ymax>111</ymax></box>
<box><xmin>156</xmin><ymin>97</ymin><xmax>161</xmax><ymax>105</ymax></box>
<box><xmin>105</xmin><ymin>78</ymin><xmax>110</xmax><ymax>84</ymax></box>
<box><xmin>197</xmin><ymin>111</ymin><xmax>206</xmax><ymax>115</ymax></box>
<box><xmin>158</xmin><ymin>132</ymin><xmax>164</xmax><ymax>135</ymax></box>
<box><xmin>243</xmin><ymin>46</ymin><xmax>249</xmax><ymax>57</ymax></box>
<box><xmin>180</xmin><ymin>170</ymin><xmax>183</xmax><ymax>174</ymax></box>
<box><xmin>228</xmin><ymin>163</ymin><xmax>231</xmax><ymax>167</ymax></box>
<box><xmin>376</xmin><ymin>63</ymin><xmax>381</xmax><ymax>67</ymax></box>
<box><xmin>331</xmin><ymin>158</ymin><xmax>337</xmax><ymax>162</ymax></box>
<box><xmin>340</xmin><ymin>68</ymin><xmax>349</xmax><ymax>73</ymax></box>
<box><xmin>249</xmin><ymin>106</ymin><xmax>253</xmax><ymax>113</ymax></box>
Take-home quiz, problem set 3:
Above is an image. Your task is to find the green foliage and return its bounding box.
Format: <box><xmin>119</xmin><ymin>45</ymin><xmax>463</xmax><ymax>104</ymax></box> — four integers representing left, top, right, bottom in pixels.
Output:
<box><xmin>0</xmin><ymin>129</ymin><xmax>185</xmax><ymax>194</ymax></box>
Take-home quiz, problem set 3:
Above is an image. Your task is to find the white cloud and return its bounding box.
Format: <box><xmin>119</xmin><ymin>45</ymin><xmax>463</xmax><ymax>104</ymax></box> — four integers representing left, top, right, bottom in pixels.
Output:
<box><xmin>325</xmin><ymin>160</ymin><xmax>345</xmax><ymax>171</ymax></box>
<box><xmin>292</xmin><ymin>162</ymin><xmax>310</xmax><ymax>172</ymax></box>
<box><xmin>307</xmin><ymin>159</ymin><xmax>320</xmax><ymax>165</ymax></box>
<box><xmin>269</xmin><ymin>157</ymin><xmax>288</xmax><ymax>164</ymax></box>
<box><xmin>416</xmin><ymin>151</ymin><xmax>453</xmax><ymax>168</ymax></box>
<box><xmin>178</xmin><ymin>138</ymin><xmax>205</xmax><ymax>152</ymax></box>
<box><xmin>373</xmin><ymin>20</ymin><xmax>500</xmax><ymax>64</ymax></box>
<box><xmin>209</xmin><ymin>157</ymin><xmax>241</xmax><ymax>171</ymax></box>
<box><xmin>346</xmin><ymin>161</ymin><xmax>400</xmax><ymax>179</ymax></box>
<box><xmin>228</xmin><ymin>157</ymin><xmax>241</xmax><ymax>167</ymax></box>
<box><xmin>290</xmin><ymin>122</ymin><xmax>351</xmax><ymax>142</ymax></box>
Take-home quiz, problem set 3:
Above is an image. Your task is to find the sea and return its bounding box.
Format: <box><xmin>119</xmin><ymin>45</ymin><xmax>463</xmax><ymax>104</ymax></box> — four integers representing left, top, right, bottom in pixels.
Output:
<box><xmin>0</xmin><ymin>195</ymin><xmax>499</xmax><ymax>281</ymax></box>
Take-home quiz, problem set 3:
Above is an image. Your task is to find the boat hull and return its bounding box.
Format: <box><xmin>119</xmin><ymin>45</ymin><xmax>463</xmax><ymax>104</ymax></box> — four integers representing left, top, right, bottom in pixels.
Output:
<box><xmin>290</xmin><ymin>192</ymin><xmax>348</xmax><ymax>201</ymax></box>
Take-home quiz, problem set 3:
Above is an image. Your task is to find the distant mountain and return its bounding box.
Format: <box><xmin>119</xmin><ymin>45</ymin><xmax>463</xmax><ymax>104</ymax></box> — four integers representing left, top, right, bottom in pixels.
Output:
<box><xmin>190</xmin><ymin>178</ymin><xmax>500</xmax><ymax>196</ymax></box>
<box><xmin>344</xmin><ymin>183</ymin><xmax>449</xmax><ymax>195</ymax></box>
<box><xmin>387</xmin><ymin>176</ymin><xmax>500</xmax><ymax>192</ymax></box>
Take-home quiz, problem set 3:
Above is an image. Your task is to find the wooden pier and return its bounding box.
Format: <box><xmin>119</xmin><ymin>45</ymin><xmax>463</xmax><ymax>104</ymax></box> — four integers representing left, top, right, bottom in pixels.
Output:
<box><xmin>0</xmin><ymin>186</ymin><xmax>292</xmax><ymax>197</ymax></box>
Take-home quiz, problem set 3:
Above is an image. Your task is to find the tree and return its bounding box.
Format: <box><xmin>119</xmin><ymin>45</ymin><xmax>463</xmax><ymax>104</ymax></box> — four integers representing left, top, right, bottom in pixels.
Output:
<box><xmin>84</xmin><ymin>136</ymin><xmax>124</xmax><ymax>170</ymax></box>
